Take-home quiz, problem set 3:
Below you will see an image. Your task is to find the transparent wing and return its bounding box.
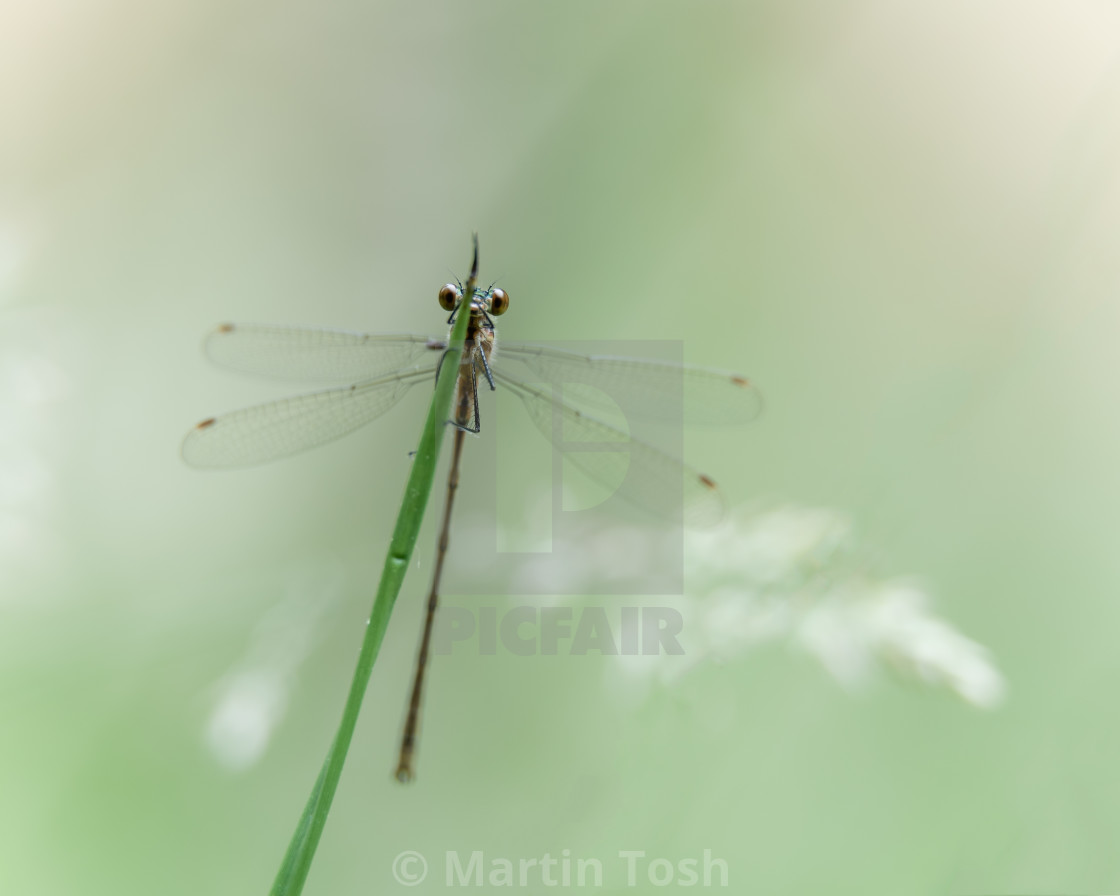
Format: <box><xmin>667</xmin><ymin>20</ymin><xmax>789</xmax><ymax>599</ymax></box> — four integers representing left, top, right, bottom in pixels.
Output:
<box><xmin>182</xmin><ymin>366</ymin><xmax>436</xmax><ymax>468</ymax></box>
<box><xmin>203</xmin><ymin>323</ymin><xmax>444</xmax><ymax>383</ymax></box>
<box><xmin>494</xmin><ymin>370</ymin><xmax>724</xmax><ymax>528</ymax></box>
<box><xmin>499</xmin><ymin>342</ymin><xmax>762</xmax><ymax>424</ymax></box>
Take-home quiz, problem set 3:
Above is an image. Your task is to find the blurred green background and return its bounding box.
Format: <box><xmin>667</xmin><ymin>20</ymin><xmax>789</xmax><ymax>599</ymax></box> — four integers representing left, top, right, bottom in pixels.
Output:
<box><xmin>4</xmin><ymin>1</ymin><xmax>1120</xmax><ymax>893</ymax></box>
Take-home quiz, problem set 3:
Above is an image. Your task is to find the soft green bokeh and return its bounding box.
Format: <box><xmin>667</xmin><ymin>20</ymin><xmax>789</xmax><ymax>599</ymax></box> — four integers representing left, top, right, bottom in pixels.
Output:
<box><xmin>4</xmin><ymin>2</ymin><xmax>1120</xmax><ymax>893</ymax></box>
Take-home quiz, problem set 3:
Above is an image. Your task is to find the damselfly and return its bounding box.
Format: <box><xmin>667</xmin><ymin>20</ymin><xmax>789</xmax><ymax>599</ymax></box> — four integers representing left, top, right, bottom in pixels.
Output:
<box><xmin>182</xmin><ymin>239</ymin><xmax>761</xmax><ymax>779</ymax></box>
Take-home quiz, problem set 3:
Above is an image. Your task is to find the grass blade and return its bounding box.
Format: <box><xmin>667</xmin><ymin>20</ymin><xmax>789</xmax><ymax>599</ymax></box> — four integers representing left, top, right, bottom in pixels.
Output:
<box><xmin>268</xmin><ymin>242</ymin><xmax>477</xmax><ymax>896</ymax></box>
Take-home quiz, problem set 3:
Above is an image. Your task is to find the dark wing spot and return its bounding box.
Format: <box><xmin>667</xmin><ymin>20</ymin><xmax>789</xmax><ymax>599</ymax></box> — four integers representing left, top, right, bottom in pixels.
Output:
<box><xmin>217</xmin><ymin>323</ymin><xmax>235</xmax><ymax>333</ymax></box>
<box><xmin>698</xmin><ymin>474</ymin><xmax>718</xmax><ymax>491</ymax></box>
<box><xmin>196</xmin><ymin>418</ymin><xmax>217</xmax><ymax>430</ymax></box>
<box><xmin>730</xmin><ymin>375</ymin><xmax>750</xmax><ymax>387</ymax></box>
<box><xmin>426</xmin><ymin>339</ymin><xmax>447</xmax><ymax>351</ymax></box>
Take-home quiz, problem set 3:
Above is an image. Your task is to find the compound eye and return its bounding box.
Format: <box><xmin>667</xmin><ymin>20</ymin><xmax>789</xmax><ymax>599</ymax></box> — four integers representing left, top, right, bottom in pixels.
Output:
<box><xmin>488</xmin><ymin>288</ymin><xmax>509</xmax><ymax>316</ymax></box>
<box><xmin>438</xmin><ymin>283</ymin><xmax>461</xmax><ymax>311</ymax></box>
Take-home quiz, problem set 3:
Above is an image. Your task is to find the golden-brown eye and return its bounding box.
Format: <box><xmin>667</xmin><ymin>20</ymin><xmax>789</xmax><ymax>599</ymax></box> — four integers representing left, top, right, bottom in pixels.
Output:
<box><xmin>438</xmin><ymin>283</ymin><xmax>461</xmax><ymax>311</ymax></box>
<box><xmin>488</xmin><ymin>287</ymin><xmax>509</xmax><ymax>316</ymax></box>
